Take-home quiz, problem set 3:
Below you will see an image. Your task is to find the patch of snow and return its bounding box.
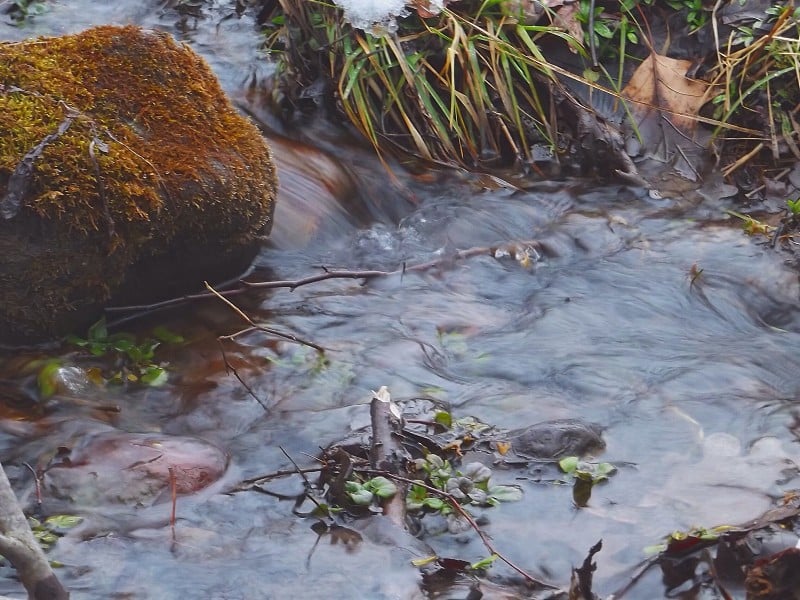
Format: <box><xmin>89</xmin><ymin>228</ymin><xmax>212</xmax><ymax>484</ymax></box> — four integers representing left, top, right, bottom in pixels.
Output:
<box><xmin>332</xmin><ymin>1</ymin><xmax>449</xmax><ymax>32</ymax></box>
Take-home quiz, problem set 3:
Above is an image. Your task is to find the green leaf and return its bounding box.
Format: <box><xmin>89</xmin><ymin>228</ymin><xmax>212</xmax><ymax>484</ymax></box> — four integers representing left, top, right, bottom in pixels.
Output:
<box><xmin>559</xmin><ymin>456</ymin><xmax>579</xmax><ymax>474</ymax></box>
<box><xmin>462</xmin><ymin>462</ymin><xmax>492</xmax><ymax>483</ymax></box>
<box><xmin>487</xmin><ymin>485</ymin><xmax>523</xmax><ymax>502</ymax></box>
<box><xmin>433</xmin><ymin>410</ymin><xmax>452</xmax><ymax>428</ymax></box>
<box><xmin>44</xmin><ymin>515</ymin><xmax>83</xmax><ymax>529</ymax></box>
<box><xmin>88</xmin><ymin>342</ymin><xmax>109</xmax><ymax>357</ymax></box>
<box><xmin>593</xmin><ymin>21</ymin><xmax>614</xmax><ymax>39</ymax></box>
<box><xmin>37</xmin><ymin>361</ymin><xmax>62</xmax><ymax>399</ymax></box>
<box><xmin>426</xmin><ymin>454</ymin><xmax>445</xmax><ymax>469</ymax></box>
<box><xmin>87</xmin><ymin>318</ymin><xmax>108</xmax><ymax>342</ymax></box>
<box><xmin>152</xmin><ymin>326</ymin><xmax>184</xmax><ymax>344</ymax></box>
<box><xmin>423</xmin><ymin>497</ymin><xmax>446</xmax><ymax>511</ymax></box>
<box><xmin>36</xmin><ymin>531</ymin><xmax>58</xmax><ymax>545</ymax></box>
<box><xmin>365</xmin><ymin>476</ymin><xmax>397</xmax><ymax>499</ymax></box>
<box><xmin>470</xmin><ymin>554</ymin><xmax>498</xmax><ymax>570</ymax></box>
<box><xmin>644</xmin><ymin>544</ymin><xmax>667</xmax><ymax>555</ymax></box>
<box><xmin>348</xmin><ymin>488</ymin><xmax>374</xmax><ymax>506</ymax></box>
<box><xmin>111</xmin><ymin>338</ymin><xmax>135</xmax><ymax>353</ymax></box>
<box><xmin>140</xmin><ymin>366</ymin><xmax>168</xmax><ymax>387</ymax></box>
<box><xmin>65</xmin><ymin>334</ymin><xmax>88</xmax><ymax>347</ymax></box>
<box><xmin>594</xmin><ymin>462</ymin><xmax>617</xmax><ymax>479</ymax></box>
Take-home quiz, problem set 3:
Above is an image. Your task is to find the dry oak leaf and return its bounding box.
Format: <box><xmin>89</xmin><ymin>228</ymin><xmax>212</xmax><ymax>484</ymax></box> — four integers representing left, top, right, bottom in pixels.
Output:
<box><xmin>622</xmin><ymin>53</ymin><xmax>714</xmax><ymax>132</ymax></box>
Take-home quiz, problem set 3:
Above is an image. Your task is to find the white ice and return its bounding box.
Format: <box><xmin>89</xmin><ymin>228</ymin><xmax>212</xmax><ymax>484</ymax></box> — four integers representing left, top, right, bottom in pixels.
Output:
<box><xmin>332</xmin><ymin>0</ymin><xmax>449</xmax><ymax>31</ymax></box>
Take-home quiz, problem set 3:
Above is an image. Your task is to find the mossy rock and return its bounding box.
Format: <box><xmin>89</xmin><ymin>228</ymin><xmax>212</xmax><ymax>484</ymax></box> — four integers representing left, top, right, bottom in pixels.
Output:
<box><xmin>0</xmin><ymin>26</ymin><xmax>277</xmax><ymax>344</ymax></box>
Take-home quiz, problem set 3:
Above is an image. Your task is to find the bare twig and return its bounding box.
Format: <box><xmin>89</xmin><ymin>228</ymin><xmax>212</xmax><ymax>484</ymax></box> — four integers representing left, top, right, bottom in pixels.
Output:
<box><xmin>226</xmin><ymin>466</ymin><xmax>325</xmax><ymax>493</ymax></box>
<box><xmin>107</xmin><ymin>240</ymin><xmax>544</xmax><ymax>315</ymax></box>
<box><xmin>22</xmin><ymin>462</ymin><xmax>42</xmax><ymax>515</ymax></box>
<box><xmin>216</xmin><ymin>337</ymin><xmax>270</xmax><ymax>411</ymax></box>
<box><xmin>207</xmin><ymin>282</ymin><xmax>325</xmax><ymax>353</ymax></box>
<box><xmin>168</xmin><ymin>466</ymin><xmax>178</xmax><ymax>549</ymax></box>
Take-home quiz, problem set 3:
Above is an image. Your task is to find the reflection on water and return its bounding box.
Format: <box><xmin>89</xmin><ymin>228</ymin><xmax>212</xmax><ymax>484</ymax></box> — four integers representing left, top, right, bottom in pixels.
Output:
<box><xmin>3</xmin><ymin>3</ymin><xmax>800</xmax><ymax>598</ymax></box>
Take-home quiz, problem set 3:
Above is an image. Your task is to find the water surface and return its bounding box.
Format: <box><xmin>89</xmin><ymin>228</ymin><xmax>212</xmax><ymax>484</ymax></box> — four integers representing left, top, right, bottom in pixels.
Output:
<box><xmin>2</xmin><ymin>2</ymin><xmax>800</xmax><ymax>598</ymax></box>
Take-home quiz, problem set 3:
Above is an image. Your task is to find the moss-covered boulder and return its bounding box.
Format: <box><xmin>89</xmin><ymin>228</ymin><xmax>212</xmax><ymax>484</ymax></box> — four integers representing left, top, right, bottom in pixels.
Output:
<box><xmin>0</xmin><ymin>26</ymin><xmax>277</xmax><ymax>344</ymax></box>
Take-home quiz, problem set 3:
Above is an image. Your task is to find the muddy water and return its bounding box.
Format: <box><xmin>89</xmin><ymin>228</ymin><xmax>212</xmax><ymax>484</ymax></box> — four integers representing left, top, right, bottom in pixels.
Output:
<box><xmin>3</xmin><ymin>3</ymin><xmax>800</xmax><ymax>599</ymax></box>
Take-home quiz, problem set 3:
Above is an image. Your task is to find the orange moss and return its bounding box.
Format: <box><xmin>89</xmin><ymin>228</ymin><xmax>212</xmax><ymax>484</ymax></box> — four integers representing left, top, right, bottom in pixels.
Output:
<box><xmin>0</xmin><ymin>26</ymin><xmax>277</xmax><ymax>343</ymax></box>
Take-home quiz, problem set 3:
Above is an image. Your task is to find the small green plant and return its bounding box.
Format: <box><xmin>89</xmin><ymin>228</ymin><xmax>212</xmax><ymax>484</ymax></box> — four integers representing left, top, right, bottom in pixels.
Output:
<box><xmin>65</xmin><ymin>319</ymin><xmax>183</xmax><ymax>386</ymax></box>
<box><xmin>644</xmin><ymin>524</ymin><xmax>736</xmax><ymax>555</ymax></box>
<box><xmin>345</xmin><ymin>476</ymin><xmax>398</xmax><ymax>506</ymax></box>
<box><xmin>787</xmin><ymin>198</ymin><xmax>800</xmax><ymax>215</ymax></box>
<box><xmin>726</xmin><ymin>210</ymin><xmax>773</xmax><ymax>237</ymax></box>
<box><xmin>559</xmin><ymin>455</ymin><xmax>617</xmax><ymax>506</ymax></box>
<box><xmin>665</xmin><ymin>0</ymin><xmax>708</xmax><ymax>31</ymax></box>
<box><xmin>6</xmin><ymin>0</ymin><xmax>48</xmax><ymax>25</ymax></box>
<box><xmin>407</xmin><ymin>454</ymin><xmax>522</xmax><ymax>513</ymax></box>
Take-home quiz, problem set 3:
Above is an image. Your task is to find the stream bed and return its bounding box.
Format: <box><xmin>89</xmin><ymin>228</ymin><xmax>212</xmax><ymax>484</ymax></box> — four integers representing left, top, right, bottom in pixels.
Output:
<box><xmin>2</xmin><ymin>2</ymin><xmax>800</xmax><ymax>598</ymax></box>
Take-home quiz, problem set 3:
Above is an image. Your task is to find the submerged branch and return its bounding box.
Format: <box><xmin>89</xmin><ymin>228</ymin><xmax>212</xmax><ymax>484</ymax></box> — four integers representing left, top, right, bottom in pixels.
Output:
<box><xmin>108</xmin><ymin>240</ymin><xmax>544</xmax><ymax>314</ymax></box>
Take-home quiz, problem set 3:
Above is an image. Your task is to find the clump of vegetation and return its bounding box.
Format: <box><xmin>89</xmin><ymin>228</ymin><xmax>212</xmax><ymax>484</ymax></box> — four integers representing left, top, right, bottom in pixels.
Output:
<box><xmin>261</xmin><ymin>1</ymin><xmax>579</xmax><ymax>169</ymax></box>
<box><xmin>63</xmin><ymin>319</ymin><xmax>183</xmax><ymax>387</ymax></box>
<box><xmin>33</xmin><ymin>320</ymin><xmax>184</xmax><ymax>399</ymax></box>
<box><xmin>0</xmin><ymin>514</ymin><xmax>82</xmax><ymax>567</ymax></box>
<box><xmin>3</xmin><ymin>0</ymin><xmax>49</xmax><ymax>25</ymax></box>
<box><xmin>260</xmin><ymin>1</ymin><xmax>800</xmax><ymax>191</ymax></box>
<box><xmin>558</xmin><ymin>455</ymin><xmax>617</xmax><ymax>507</ymax></box>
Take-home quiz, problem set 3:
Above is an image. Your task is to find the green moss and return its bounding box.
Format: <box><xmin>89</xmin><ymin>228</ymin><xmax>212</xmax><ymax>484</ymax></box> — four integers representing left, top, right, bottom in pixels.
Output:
<box><xmin>0</xmin><ymin>26</ymin><xmax>277</xmax><ymax>343</ymax></box>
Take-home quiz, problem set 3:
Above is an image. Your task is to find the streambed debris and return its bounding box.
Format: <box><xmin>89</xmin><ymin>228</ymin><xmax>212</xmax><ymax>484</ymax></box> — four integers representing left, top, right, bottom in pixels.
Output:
<box><xmin>104</xmin><ymin>239</ymin><xmax>543</xmax><ymax>409</ymax></box>
<box><xmin>230</xmin><ymin>388</ymin><xmax>611</xmax><ymax>594</ymax></box>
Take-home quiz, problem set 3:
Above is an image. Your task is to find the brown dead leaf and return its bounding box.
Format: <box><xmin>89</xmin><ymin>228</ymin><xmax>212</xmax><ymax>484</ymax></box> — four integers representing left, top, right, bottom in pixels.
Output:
<box><xmin>494</xmin><ymin>440</ymin><xmax>511</xmax><ymax>455</ymax></box>
<box><xmin>622</xmin><ymin>53</ymin><xmax>714</xmax><ymax>132</ymax></box>
<box><xmin>500</xmin><ymin>0</ymin><xmax>545</xmax><ymax>24</ymax></box>
<box><xmin>553</xmin><ymin>2</ymin><xmax>583</xmax><ymax>50</ymax></box>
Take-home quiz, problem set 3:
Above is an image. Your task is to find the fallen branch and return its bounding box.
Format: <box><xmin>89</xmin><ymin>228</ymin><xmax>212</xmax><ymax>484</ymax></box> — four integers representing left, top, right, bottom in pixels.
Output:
<box><xmin>369</xmin><ymin>387</ymin><xmax>409</xmax><ymax>529</ymax></box>
<box><xmin>106</xmin><ymin>240</ymin><xmax>544</xmax><ymax>315</ymax></box>
<box><xmin>0</xmin><ymin>462</ymin><xmax>69</xmax><ymax>599</ymax></box>
<box><xmin>206</xmin><ymin>282</ymin><xmax>325</xmax><ymax>353</ymax></box>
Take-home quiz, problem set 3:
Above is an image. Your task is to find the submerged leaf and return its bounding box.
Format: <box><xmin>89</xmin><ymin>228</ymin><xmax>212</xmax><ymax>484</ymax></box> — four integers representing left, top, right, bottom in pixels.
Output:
<box><xmin>559</xmin><ymin>456</ymin><xmax>579</xmax><ymax>474</ymax></box>
<box><xmin>462</xmin><ymin>462</ymin><xmax>492</xmax><ymax>483</ymax></box>
<box><xmin>37</xmin><ymin>361</ymin><xmax>62</xmax><ymax>399</ymax></box>
<box><xmin>470</xmin><ymin>554</ymin><xmax>499</xmax><ymax>570</ymax></box>
<box><xmin>365</xmin><ymin>476</ymin><xmax>397</xmax><ymax>499</ymax></box>
<box><xmin>44</xmin><ymin>515</ymin><xmax>83</xmax><ymax>530</ymax></box>
<box><xmin>348</xmin><ymin>488</ymin><xmax>374</xmax><ymax>506</ymax></box>
<box><xmin>140</xmin><ymin>366</ymin><xmax>168</xmax><ymax>387</ymax></box>
<box><xmin>488</xmin><ymin>485</ymin><xmax>523</xmax><ymax>502</ymax></box>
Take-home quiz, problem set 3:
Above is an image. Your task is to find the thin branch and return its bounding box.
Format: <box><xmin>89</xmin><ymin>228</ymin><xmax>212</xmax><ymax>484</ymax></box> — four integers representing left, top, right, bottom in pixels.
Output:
<box><xmin>227</xmin><ymin>466</ymin><xmax>325</xmax><ymax>493</ymax></box>
<box><xmin>207</xmin><ymin>282</ymin><xmax>325</xmax><ymax>353</ymax></box>
<box><xmin>107</xmin><ymin>240</ymin><xmax>544</xmax><ymax>314</ymax></box>
<box><xmin>216</xmin><ymin>337</ymin><xmax>270</xmax><ymax>411</ymax></box>
<box><xmin>356</xmin><ymin>467</ymin><xmax>560</xmax><ymax>591</ymax></box>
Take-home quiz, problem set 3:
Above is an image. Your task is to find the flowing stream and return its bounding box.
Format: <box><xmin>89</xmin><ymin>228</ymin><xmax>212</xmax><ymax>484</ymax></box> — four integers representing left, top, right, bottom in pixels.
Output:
<box><xmin>2</xmin><ymin>2</ymin><xmax>800</xmax><ymax>598</ymax></box>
